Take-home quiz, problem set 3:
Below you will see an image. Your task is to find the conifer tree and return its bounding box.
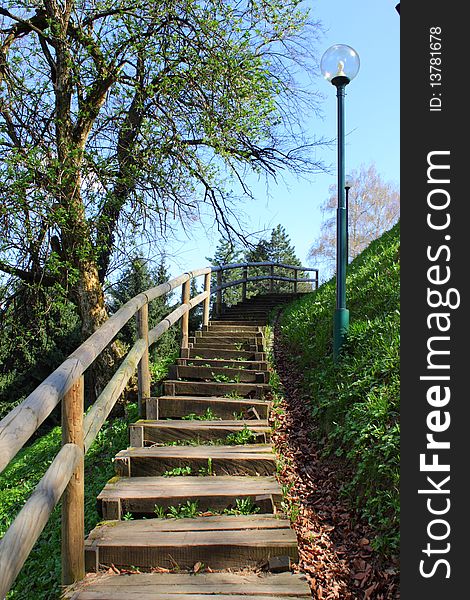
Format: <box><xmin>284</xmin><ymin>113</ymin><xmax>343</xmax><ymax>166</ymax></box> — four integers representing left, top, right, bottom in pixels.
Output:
<box><xmin>266</xmin><ymin>225</ymin><xmax>306</xmax><ymax>292</ymax></box>
<box><xmin>189</xmin><ymin>278</ymin><xmax>203</xmax><ymax>333</ymax></box>
<box><xmin>207</xmin><ymin>238</ymin><xmax>243</xmax><ymax>308</ymax></box>
<box><xmin>244</xmin><ymin>239</ymin><xmax>271</xmax><ymax>294</ymax></box>
<box><xmin>108</xmin><ymin>256</ymin><xmax>178</xmax><ymax>363</ymax></box>
<box><xmin>244</xmin><ymin>225</ymin><xmax>308</xmax><ymax>294</ymax></box>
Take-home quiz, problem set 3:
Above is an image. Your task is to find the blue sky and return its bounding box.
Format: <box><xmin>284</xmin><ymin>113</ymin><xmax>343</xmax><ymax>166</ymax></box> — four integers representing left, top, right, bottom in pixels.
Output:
<box><xmin>159</xmin><ymin>0</ymin><xmax>400</xmax><ymax>278</ymax></box>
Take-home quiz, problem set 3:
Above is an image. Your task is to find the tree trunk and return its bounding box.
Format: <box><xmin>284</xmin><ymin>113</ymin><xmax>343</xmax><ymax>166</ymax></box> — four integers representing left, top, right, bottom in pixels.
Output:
<box><xmin>51</xmin><ymin>11</ymin><xmax>125</xmax><ymax>403</ymax></box>
<box><xmin>75</xmin><ymin>259</ymin><xmax>109</xmax><ymax>340</ymax></box>
<box><xmin>74</xmin><ymin>258</ymin><xmax>126</xmax><ymax>405</ymax></box>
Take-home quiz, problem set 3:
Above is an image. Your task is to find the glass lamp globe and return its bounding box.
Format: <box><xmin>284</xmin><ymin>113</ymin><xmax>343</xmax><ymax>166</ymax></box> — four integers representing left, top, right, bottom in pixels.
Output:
<box><xmin>320</xmin><ymin>44</ymin><xmax>360</xmax><ymax>84</ymax></box>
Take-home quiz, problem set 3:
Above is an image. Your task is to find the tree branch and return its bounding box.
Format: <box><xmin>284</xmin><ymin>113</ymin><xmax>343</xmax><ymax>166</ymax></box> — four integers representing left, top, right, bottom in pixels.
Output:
<box><xmin>0</xmin><ymin>260</ymin><xmax>57</xmax><ymax>286</ymax></box>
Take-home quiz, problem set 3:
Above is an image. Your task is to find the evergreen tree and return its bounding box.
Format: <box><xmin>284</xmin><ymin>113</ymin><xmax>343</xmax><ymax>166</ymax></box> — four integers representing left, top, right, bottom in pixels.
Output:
<box><xmin>244</xmin><ymin>239</ymin><xmax>271</xmax><ymax>295</ymax></box>
<box><xmin>244</xmin><ymin>225</ymin><xmax>308</xmax><ymax>294</ymax></box>
<box><xmin>108</xmin><ymin>256</ymin><xmax>178</xmax><ymax>364</ymax></box>
<box><xmin>268</xmin><ymin>225</ymin><xmax>302</xmax><ymax>265</ymax></box>
<box><xmin>207</xmin><ymin>238</ymin><xmax>243</xmax><ymax>308</ymax></box>
<box><xmin>267</xmin><ymin>225</ymin><xmax>307</xmax><ymax>292</ymax></box>
<box><xmin>189</xmin><ymin>278</ymin><xmax>203</xmax><ymax>333</ymax></box>
<box><xmin>0</xmin><ymin>282</ymin><xmax>81</xmax><ymax>419</ymax></box>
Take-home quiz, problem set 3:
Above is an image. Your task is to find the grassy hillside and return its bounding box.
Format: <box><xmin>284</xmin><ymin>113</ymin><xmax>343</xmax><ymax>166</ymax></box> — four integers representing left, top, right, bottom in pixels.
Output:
<box><xmin>279</xmin><ymin>223</ymin><xmax>400</xmax><ymax>556</ymax></box>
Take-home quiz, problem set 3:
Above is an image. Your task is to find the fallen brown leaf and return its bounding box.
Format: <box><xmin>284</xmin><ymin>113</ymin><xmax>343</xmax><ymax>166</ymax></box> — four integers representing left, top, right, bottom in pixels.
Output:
<box><xmin>193</xmin><ymin>561</ymin><xmax>203</xmax><ymax>574</ymax></box>
<box><xmin>270</xmin><ymin>327</ymin><xmax>400</xmax><ymax>600</ymax></box>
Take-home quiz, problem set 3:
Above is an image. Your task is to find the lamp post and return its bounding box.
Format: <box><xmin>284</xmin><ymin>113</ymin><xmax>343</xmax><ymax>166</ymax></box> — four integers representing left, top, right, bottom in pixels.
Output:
<box><xmin>345</xmin><ymin>176</ymin><xmax>352</xmax><ymax>265</ymax></box>
<box><xmin>320</xmin><ymin>44</ymin><xmax>360</xmax><ymax>360</ymax></box>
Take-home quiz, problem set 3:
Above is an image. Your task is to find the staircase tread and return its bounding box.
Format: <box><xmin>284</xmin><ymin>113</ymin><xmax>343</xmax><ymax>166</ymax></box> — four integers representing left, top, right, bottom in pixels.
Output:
<box><xmin>148</xmin><ymin>396</ymin><xmax>270</xmax><ymax>421</ymax></box>
<box><xmin>97</xmin><ymin>475</ymin><xmax>281</xmax><ymax>499</ymax></box>
<box><xmin>155</xmin><ymin>395</ymin><xmax>270</xmax><ymax>403</ymax></box>
<box><xmin>164</xmin><ymin>380</ymin><xmax>270</xmax><ymax>387</ymax></box>
<box><xmin>188</xmin><ymin>349</ymin><xmax>265</xmax><ymax>360</ymax></box>
<box><xmin>171</xmin><ymin>365</ymin><xmax>268</xmax><ymax>379</ymax></box>
<box><xmin>176</xmin><ymin>359</ymin><xmax>268</xmax><ymax>369</ymax></box>
<box><xmin>117</xmin><ymin>444</ymin><xmax>274</xmax><ymax>457</ymax></box>
<box><xmin>131</xmin><ymin>419</ymin><xmax>270</xmax><ymax>429</ymax></box>
<box><xmin>88</xmin><ymin>514</ymin><xmax>293</xmax><ymax>539</ymax></box>
<box><xmin>64</xmin><ymin>571</ymin><xmax>311</xmax><ymax>600</ymax></box>
<box><xmin>84</xmin><ymin>516</ymin><xmax>298</xmax><ymax>572</ymax></box>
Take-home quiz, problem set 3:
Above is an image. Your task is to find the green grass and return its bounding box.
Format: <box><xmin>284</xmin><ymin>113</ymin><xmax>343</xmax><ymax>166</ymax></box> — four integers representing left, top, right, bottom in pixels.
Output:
<box><xmin>159</xmin><ymin>424</ymin><xmax>259</xmax><ymax>447</ymax></box>
<box><xmin>225</xmin><ymin>497</ymin><xmax>260</xmax><ymax>516</ymax></box>
<box><xmin>163</xmin><ymin>465</ymin><xmax>194</xmax><ymax>477</ymax></box>
<box><xmin>278</xmin><ymin>223</ymin><xmax>400</xmax><ymax>557</ymax></box>
<box><xmin>181</xmin><ymin>408</ymin><xmax>219</xmax><ymax>421</ymax></box>
<box><xmin>224</xmin><ymin>424</ymin><xmax>257</xmax><ymax>445</ymax></box>
<box><xmin>153</xmin><ymin>497</ymin><xmax>260</xmax><ymax>519</ymax></box>
<box><xmin>164</xmin><ymin>500</ymin><xmax>200</xmax><ymax>519</ymax></box>
<box><xmin>0</xmin><ymin>403</ymin><xmax>138</xmax><ymax>599</ymax></box>
<box><xmin>162</xmin><ymin>459</ymin><xmax>213</xmax><ymax>477</ymax></box>
<box><xmin>211</xmin><ymin>372</ymin><xmax>241</xmax><ymax>383</ymax></box>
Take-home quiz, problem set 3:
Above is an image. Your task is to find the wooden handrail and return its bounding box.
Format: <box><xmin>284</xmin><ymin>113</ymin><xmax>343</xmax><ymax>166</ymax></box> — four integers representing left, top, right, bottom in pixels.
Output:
<box><xmin>215</xmin><ymin>275</ymin><xmax>317</xmax><ymax>292</ymax></box>
<box><xmin>0</xmin><ymin>267</ymin><xmax>212</xmax><ymax>596</ymax></box>
<box><xmin>211</xmin><ymin>261</ymin><xmax>318</xmax><ymax>272</ymax></box>
<box><xmin>0</xmin><ymin>269</ymin><xmax>210</xmax><ymax>474</ymax></box>
<box><xmin>0</xmin><ymin>444</ymin><xmax>82</xmax><ymax>599</ymax></box>
<box><xmin>210</xmin><ymin>261</ymin><xmax>319</xmax><ymax>316</ymax></box>
<box><xmin>83</xmin><ymin>339</ymin><xmax>147</xmax><ymax>452</ymax></box>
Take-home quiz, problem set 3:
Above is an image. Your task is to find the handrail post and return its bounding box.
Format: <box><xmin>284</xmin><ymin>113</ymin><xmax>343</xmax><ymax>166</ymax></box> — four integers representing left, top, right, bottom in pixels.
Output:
<box><xmin>61</xmin><ymin>375</ymin><xmax>85</xmax><ymax>586</ymax></box>
<box><xmin>181</xmin><ymin>278</ymin><xmax>191</xmax><ymax>350</ymax></box>
<box><xmin>216</xmin><ymin>270</ymin><xmax>223</xmax><ymax>317</ymax></box>
<box><xmin>242</xmin><ymin>265</ymin><xmax>248</xmax><ymax>301</ymax></box>
<box><xmin>294</xmin><ymin>269</ymin><xmax>298</xmax><ymax>293</ymax></box>
<box><xmin>203</xmin><ymin>272</ymin><xmax>211</xmax><ymax>327</ymax></box>
<box><xmin>269</xmin><ymin>264</ymin><xmax>274</xmax><ymax>292</ymax></box>
<box><xmin>136</xmin><ymin>303</ymin><xmax>150</xmax><ymax>418</ymax></box>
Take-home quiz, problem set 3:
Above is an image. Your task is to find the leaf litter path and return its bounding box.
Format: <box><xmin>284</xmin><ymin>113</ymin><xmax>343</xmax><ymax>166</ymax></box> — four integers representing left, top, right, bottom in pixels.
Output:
<box><xmin>271</xmin><ymin>328</ymin><xmax>400</xmax><ymax>600</ymax></box>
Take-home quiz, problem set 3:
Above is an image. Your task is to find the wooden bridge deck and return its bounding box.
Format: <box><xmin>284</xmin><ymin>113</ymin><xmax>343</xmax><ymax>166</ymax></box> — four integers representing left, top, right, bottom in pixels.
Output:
<box><xmin>64</xmin><ymin>295</ymin><xmax>311</xmax><ymax>599</ymax></box>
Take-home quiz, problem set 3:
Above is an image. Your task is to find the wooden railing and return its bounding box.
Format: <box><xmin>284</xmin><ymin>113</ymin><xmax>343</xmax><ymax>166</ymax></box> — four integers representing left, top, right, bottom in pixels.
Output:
<box><xmin>212</xmin><ymin>261</ymin><xmax>318</xmax><ymax>317</ymax></box>
<box><xmin>0</xmin><ymin>261</ymin><xmax>316</xmax><ymax>598</ymax></box>
<box><xmin>0</xmin><ymin>268</ymin><xmax>211</xmax><ymax>598</ymax></box>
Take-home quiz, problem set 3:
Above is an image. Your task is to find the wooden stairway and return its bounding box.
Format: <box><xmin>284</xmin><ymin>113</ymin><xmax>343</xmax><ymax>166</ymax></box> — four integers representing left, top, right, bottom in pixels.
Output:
<box><xmin>64</xmin><ymin>295</ymin><xmax>310</xmax><ymax>599</ymax></box>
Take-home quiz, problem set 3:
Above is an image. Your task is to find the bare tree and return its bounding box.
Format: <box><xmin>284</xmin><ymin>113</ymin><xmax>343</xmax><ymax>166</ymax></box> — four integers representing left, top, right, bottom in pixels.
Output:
<box><xmin>309</xmin><ymin>164</ymin><xmax>399</xmax><ymax>278</ymax></box>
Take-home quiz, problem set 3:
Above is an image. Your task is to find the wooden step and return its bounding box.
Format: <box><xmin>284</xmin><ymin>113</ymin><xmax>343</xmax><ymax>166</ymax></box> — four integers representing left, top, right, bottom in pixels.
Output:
<box><xmin>219</xmin><ymin>316</ymin><xmax>268</xmax><ymax>322</ymax></box>
<box><xmin>192</xmin><ymin>340</ymin><xmax>261</xmax><ymax>351</ymax></box>
<box><xmin>147</xmin><ymin>396</ymin><xmax>270</xmax><ymax>420</ymax></box>
<box><xmin>196</xmin><ymin>332</ymin><xmax>263</xmax><ymax>340</ymax></box>
<box><xmin>220</xmin><ymin>308</ymin><xmax>271</xmax><ymax>319</ymax></box>
<box><xmin>208</xmin><ymin>323</ymin><xmax>263</xmax><ymax>332</ymax></box>
<box><xmin>168</xmin><ymin>364</ymin><xmax>269</xmax><ymax>383</ymax></box>
<box><xmin>176</xmin><ymin>358</ymin><xmax>269</xmax><ymax>371</ymax></box>
<box><xmin>189</xmin><ymin>348</ymin><xmax>266</xmax><ymax>361</ymax></box>
<box><xmin>164</xmin><ymin>380</ymin><xmax>270</xmax><ymax>399</ymax></box>
<box><xmin>114</xmin><ymin>444</ymin><xmax>276</xmax><ymax>477</ymax></box>
<box><xmin>211</xmin><ymin>320</ymin><xmax>266</xmax><ymax>327</ymax></box>
<box><xmin>97</xmin><ymin>475</ymin><xmax>281</xmax><ymax>519</ymax></box>
<box><xmin>129</xmin><ymin>419</ymin><xmax>271</xmax><ymax>446</ymax></box>
<box><xmin>64</xmin><ymin>572</ymin><xmax>312</xmax><ymax>600</ymax></box>
<box><xmin>85</xmin><ymin>515</ymin><xmax>298</xmax><ymax>572</ymax></box>
<box><xmin>226</xmin><ymin>306</ymin><xmax>275</xmax><ymax>311</ymax></box>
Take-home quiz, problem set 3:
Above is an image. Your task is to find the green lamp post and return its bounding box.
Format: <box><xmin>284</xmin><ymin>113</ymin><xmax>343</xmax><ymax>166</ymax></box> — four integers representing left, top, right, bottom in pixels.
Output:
<box><xmin>320</xmin><ymin>44</ymin><xmax>360</xmax><ymax>360</ymax></box>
